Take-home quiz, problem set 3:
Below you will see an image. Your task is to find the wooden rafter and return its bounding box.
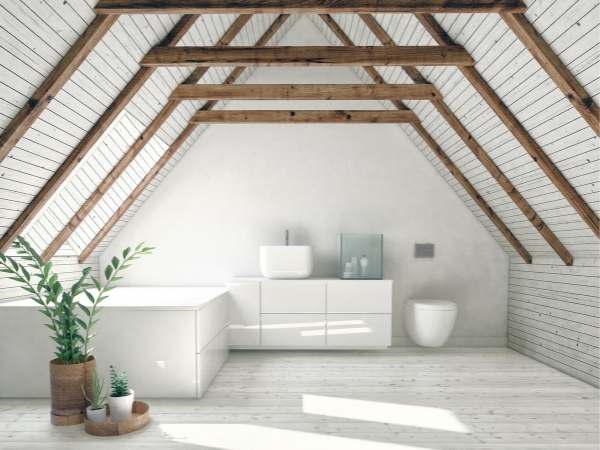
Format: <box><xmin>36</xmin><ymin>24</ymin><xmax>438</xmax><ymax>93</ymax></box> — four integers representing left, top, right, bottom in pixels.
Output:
<box><xmin>415</xmin><ymin>13</ymin><xmax>599</xmax><ymax>238</ymax></box>
<box><xmin>41</xmin><ymin>14</ymin><xmax>256</xmax><ymax>261</ymax></box>
<box><xmin>0</xmin><ymin>14</ymin><xmax>199</xmax><ymax>253</ymax></box>
<box><xmin>319</xmin><ymin>13</ymin><xmax>532</xmax><ymax>264</ymax></box>
<box><xmin>171</xmin><ymin>83</ymin><xmax>442</xmax><ymax>100</ymax></box>
<box><xmin>0</xmin><ymin>14</ymin><xmax>118</xmax><ymax>164</ymax></box>
<box><xmin>78</xmin><ymin>15</ymin><xmax>291</xmax><ymax>263</ymax></box>
<box><xmin>412</xmin><ymin>122</ymin><xmax>532</xmax><ymax>264</ymax></box>
<box><xmin>501</xmin><ymin>12</ymin><xmax>600</xmax><ymax>137</ymax></box>
<box><xmin>190</xmin><ymin>110</ymin><xmax>419</xmax><ymax>123</ymax></box>
<box><xmin>141</xmin><ymin>45</ymin><xmax>474</xmax><ymax>67</ymax></box>
<box><xmin>360</xmin><ymin>13</ymin><xmax>573</xmax><ymax>265</ymax></box>
<box><xmin>95</xmin><ymin>0</ymin><xmax>527</xmax><ymax>14</ymax></box>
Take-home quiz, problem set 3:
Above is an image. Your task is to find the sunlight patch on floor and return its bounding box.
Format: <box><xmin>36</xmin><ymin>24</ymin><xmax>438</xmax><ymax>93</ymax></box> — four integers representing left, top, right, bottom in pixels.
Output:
<box><xmin>302</xmin><ymin>394</ymin><xmax>471</xmax><ymax>433</ymax></box>
<box><xmin>160</xmin><ymin>424</ymin><xmax>435</xmax><ymax>450</ymax></box>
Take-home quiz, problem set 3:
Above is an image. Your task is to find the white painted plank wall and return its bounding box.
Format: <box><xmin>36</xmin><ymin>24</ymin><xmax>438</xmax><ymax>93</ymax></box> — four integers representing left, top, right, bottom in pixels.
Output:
<box><xmin>508</xmin><ymin>256</ymin><xmax>599</xmax><ymax>387</ymax></box>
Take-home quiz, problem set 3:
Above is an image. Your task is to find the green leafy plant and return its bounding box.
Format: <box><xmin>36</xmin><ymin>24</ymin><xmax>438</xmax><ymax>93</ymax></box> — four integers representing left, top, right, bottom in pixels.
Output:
<box><xmin>80</xmin><ymin>243</ymin><xmax>154</xmax><ymax>358</ymax></box>
<box><xmin>82</xmin><ymin>368</ymin><xmax>107</xmax><ymax>410</ymax></box>
<box><xmin>109</xmin><ymin>365</ymin><xmax>130</xmax><ymax>397</ymax></box>
<box><xmin>0</xmin><ymin>236</ymin><xmax>154</xmax><ymax>364</ymax></box>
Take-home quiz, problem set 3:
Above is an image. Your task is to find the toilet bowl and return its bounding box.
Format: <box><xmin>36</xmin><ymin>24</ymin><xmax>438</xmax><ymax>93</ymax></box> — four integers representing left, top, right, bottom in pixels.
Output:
<box><xmin>404</xmin><ymin>299</ymin><xmax>457</xmax><ymax>347</ymax></box>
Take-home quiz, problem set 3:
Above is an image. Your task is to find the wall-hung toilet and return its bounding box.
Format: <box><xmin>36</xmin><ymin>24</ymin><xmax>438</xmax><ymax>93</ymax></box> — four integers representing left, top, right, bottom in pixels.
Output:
<box><xmin>404</xmin><ymin>299</ymin><xmax>457</xmax><ymax>347</ymax></box>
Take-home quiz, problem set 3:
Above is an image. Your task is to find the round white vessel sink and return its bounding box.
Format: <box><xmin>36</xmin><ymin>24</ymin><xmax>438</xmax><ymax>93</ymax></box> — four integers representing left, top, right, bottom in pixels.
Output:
<box><xmin>259</xmin><ymin>245</ymin><xmax>313</xmax><ymax>279</ymax></box>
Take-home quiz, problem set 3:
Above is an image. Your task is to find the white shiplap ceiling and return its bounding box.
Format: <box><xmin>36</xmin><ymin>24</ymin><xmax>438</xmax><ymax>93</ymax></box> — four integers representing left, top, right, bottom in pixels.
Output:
<box><xmin>0</xmin><ymin>0</ymin><xmax>597</xmax><ymax>282</ymax></box>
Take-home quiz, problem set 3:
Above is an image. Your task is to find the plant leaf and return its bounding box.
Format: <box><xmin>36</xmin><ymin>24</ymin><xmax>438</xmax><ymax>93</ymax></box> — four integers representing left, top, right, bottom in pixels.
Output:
<box><xmin>79</xmin><ymin>303</ymin><xmax>91</xmax><ymax>316</ymax></box>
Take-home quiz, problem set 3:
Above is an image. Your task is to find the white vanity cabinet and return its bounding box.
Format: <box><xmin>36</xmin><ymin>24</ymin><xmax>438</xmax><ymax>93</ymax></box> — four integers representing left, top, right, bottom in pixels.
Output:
<box><xmin>228</xmin><ymin>279</ymin><xmax>392</xmax><ymax>349</ymax></box>
<box><xmin>261</xmin><ymin>313</ymin><xmax>326</xmax><ymax>346</ymax></box>
<box><xmin>325</xmin><ymin>280</ymin><xmax>392</xmax><ymax>347</ymax></box>
<box><xmin>261</xmin><ymin>280</ymin><xmax>326</xmax><ymax>313</ymax></box>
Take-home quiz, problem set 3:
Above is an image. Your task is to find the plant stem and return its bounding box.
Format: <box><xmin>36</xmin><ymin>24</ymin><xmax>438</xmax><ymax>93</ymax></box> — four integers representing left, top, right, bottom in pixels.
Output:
<box><xmin>82</xmin><ymin>253</ymin><xmax>135</xmax><ymax>357</ymax></box>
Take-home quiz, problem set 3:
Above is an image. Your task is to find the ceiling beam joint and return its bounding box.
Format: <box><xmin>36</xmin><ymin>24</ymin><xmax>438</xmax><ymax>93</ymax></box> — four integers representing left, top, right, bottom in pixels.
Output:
<box><xmin>95</xmin><ymin>0</ymin><xmax>527</xmax><ymax>14</ymax></box>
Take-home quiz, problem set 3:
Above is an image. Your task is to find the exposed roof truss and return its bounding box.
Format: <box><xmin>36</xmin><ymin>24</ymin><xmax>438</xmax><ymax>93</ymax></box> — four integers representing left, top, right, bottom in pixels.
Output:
<box><xmin>0</xmin><ymin>1</ymin><xmax>597</xmax><ymax>267</ymax></box>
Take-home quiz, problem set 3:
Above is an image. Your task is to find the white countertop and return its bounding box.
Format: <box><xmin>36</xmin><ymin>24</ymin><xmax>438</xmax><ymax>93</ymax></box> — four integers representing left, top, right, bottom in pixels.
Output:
<box><xmin>0</xmin><ymin>286</ymin><xmax>228</xmax><ymax>310</ymax></box>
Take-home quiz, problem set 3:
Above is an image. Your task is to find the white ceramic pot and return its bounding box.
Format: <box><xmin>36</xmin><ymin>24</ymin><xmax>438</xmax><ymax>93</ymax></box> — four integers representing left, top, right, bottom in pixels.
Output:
<box><xmin>86</xmin><ymin>405</ymin><xmax>107</xmax><ymax>423</ymax></box>
<box><xmin>108</xmin><ymin>389</ymin><xmax>134</xmax><ymax>422</ymax></box>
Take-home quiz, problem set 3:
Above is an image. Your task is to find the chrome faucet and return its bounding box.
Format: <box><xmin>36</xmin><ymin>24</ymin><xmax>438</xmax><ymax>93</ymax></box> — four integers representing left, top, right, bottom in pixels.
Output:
<box><xmin>285</xmin><ymin>229</ymin><xmax>290</xmax><ymax>246</ymax></box>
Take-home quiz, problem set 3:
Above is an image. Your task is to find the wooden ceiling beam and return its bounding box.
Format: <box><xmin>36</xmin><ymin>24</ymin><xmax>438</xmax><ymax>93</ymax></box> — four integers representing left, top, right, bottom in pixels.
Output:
<box><xmin>412</xmin><ymin>122</ymin><xmax>532</xmax><ymax>264</ymax></box>
<box><xmin>416</xmin><ymin>13</ymin><xmax>599</xmax><ymax>238</ymax></box>
<box><xmin>171</xmin><ymin>83</ymin><xmax>442</xmax><ymax>100</ymax></box>
<box><xmin>141</xmin><ymin>46</ymin><xmax>475</xmax><ymax>67</ymax></box>
<box><xmin>360</xmin><ymin>13</ymin><xmax>573</xmax><ymax>265</ymax></box>
<box><xmin>0</xmin><ymin>14</ymin><xmax>200</xmax><ymax>253</ymax></box>
<box><xmin>501</xmin><ymin>12</ymin><xmax>600</xmax><ymax>137</ymax></box>
<box><xmin>190</xmin><ymin>110</ymin><xmax>419</xmax><ymax>123</ymax></box>
<box><xmin>95</xmin><ymin>0</ymin><xmax>527</xmax><ymax>14</ymax></box>
<box><xmin>78</xmin><ymin>15</ymin><xmax>290</xmax><ymax>263</ymax></box>
<box><xmin>41</xmin><ymin>13</ymin><xmax>257</xmax><ymax>261</ymax></box>
<box><xmin>320</xmin><ymin>13</ymin><xmax>532</xmax><ymax>264</ymax></box>
<box><xmin>79</xmin><ymin>123</ymin><xmax>199</xmax><ymax>263</ymax></box>
<box><xmin>0</xmin><ymin>14</ymin><xmax>118</xmax><ymax>164</ymax></box>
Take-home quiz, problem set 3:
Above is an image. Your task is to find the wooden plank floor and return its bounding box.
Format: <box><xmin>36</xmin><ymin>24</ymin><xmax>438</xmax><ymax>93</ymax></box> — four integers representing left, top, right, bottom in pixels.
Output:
<box><xmin>0</xmin><ymin>348</ymin><xmax>598</xmax><ymax>449</ymax></box>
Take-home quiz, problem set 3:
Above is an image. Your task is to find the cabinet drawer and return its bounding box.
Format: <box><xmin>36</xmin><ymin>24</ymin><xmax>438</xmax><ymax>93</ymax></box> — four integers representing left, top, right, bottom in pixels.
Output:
<box><xmin>196</xmin><ymin>294</ymin><xmax>229</xmax><ymax>352</ymax></box>
<box><xmin>261</xmin><ymin>314</ymin><xmax>326</xmax><ymax>346</ymax></box>
<box><xmin>261</xmin><ymin>280</ymin><xmax>326</xmax><ymax>313</ymax></box>
<box><xmin>197</xmin><ymin>327</ymin><xmax>229</xmax><ymax>398</ymax></box>
<box><xmin>327</xmin><ymin>314</ymin><xmax>391</xmax><ymax>347</ymax></box>
<box><xmin>327</xmin><ymin>280</ymin><xmax>392</xmax><ymax>313</ymax></box>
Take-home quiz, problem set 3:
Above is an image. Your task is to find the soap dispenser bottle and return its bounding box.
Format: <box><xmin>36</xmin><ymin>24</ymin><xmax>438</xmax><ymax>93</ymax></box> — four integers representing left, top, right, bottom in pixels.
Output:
<box><xmin>359</xmin><ymin>255</ymin><xmax>369</xmax><ymax>277</ymax></box>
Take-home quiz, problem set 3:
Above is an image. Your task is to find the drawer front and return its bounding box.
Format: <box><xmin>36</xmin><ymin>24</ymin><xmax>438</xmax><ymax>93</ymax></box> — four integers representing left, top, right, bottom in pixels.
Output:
<box><xmin>327</xmin><ymin>314</ymin><xmax>391</xmax><ymax>347</ymax></box>
<box><xmin>261</xmin><ymin>314</ymin><xmax>326</xmax><ymax>346</ymax></box>
<box><xmin>96</xmin><ymin>310</ymin><xmax>197</xmax><ymax>398</ymax></box>
<box><xmin>197</xmin><ymin>294</ymin><xmax>229</xmax><ymax>352</ymax></box>
<box><xmin>227</xmin><ymin>282</ymin><xmax>260</xmax><ymax>346</ymax></box>
<box><xmin>261</xmin><ymin>280</ymin><xmax>326</xmax><ymax>313</ymax></box>
<box><xmin>327</xmin><ymin>280</ymin><xmax>392</xmax><ymax>313</ymax></box>
<box><xmin>197</xmin><ymin>327</ymin><xmax>229</xmax><ymax>398</ymax></box>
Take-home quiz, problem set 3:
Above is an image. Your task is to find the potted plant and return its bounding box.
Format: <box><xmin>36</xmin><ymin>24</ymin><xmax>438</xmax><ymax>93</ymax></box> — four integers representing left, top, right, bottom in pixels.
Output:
<box><xmin>108</xmin><ymin>365</ymin><xmax>134</xmax><ymax>422</ymax></box>
<box><xmin>0</xmin><ymin>237</ymin><xmax>153</xmax><ymax>425</ymax></box>
<box><xmin>82</xmin><ymin>368</ymin><xmax>107</xmax><ymax>423</ymax></box>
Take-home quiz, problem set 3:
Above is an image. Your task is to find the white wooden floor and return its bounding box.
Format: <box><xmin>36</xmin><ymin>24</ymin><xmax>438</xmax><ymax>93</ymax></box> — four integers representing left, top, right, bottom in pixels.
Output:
<box><xmin>0</xmin><ymin>348</ymin><xmax>598</xmax><ymax>450</ymax></box>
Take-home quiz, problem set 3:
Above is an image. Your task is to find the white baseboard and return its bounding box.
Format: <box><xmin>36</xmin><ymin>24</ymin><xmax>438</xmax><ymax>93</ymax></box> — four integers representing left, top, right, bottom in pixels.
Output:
<box><xmin>392</xmin><ymin>336</ymin><xmax>507</xmax><ymax>347</ymax></box>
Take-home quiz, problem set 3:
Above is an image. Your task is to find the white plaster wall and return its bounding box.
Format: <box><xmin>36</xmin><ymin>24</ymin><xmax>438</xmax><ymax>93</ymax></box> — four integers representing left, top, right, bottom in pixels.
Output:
<box><xmin>102</xmin><ymin>18</ymin><xmax>509</xmax><ymax>344</ymax></box>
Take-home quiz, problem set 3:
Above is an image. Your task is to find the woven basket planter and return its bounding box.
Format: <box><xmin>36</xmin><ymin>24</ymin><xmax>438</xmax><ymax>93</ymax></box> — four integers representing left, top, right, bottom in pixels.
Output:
<box><xmin>49</xmin><ymin>356</ymin><xmax>96</xmax><ymax>425</ymax></box>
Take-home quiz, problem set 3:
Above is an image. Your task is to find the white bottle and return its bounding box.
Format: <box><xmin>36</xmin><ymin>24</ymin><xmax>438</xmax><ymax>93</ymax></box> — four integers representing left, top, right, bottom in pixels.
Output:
<box><xmin>351</xmin><ymin>256</ymin><xmax>358</xmax><ymax>277</ymax></box>
<box><xmin>343</xmin><ymin>261</ymin><xmax>353</xmax><ymax>279</ymax></box>
<box><xmin>359</xmin><ymin>255</ymin><xmax>369</xmax><ymax>277</ymax></box>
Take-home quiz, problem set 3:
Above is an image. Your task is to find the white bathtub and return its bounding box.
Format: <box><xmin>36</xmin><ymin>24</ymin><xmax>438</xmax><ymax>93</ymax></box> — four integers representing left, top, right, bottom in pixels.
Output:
<box><xmin>0</xmin><ymin>287</ymin><xmax>229</xmax><ymax>398</ymax></box>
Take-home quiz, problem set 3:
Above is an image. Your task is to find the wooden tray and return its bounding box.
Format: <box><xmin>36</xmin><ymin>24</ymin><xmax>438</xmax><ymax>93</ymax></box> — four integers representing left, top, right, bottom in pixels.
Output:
<box><xmin>84</xmin><ymin>401</ymin><xmax>149</xmax><ymax>436</ymax></box>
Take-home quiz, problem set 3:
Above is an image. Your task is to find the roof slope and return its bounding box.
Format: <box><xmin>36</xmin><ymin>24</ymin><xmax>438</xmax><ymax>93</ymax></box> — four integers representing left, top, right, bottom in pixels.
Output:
<box><xmin>0</xmin><ymin>0</ymin><xmax>597</xmax><ymax>276</ymax></box>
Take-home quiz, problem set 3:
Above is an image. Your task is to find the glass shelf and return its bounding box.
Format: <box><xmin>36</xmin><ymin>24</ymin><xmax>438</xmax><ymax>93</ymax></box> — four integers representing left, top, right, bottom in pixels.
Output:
<box><xmin>338</xmin><ymin>233</ymin><xmax>383</xmax><ymax>280</ymax></box>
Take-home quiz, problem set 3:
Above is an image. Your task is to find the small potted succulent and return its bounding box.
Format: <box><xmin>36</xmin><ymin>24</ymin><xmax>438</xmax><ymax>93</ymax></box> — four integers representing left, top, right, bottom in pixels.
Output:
<box><xmin>108</xmin><ymin>366</ymin><xmax>134</xmax><ymax>422</ymax></box>
<box><xmin>82</xmin><ymin>368</ymin><xmax>107</xmax><ymax>423</ymax></box>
